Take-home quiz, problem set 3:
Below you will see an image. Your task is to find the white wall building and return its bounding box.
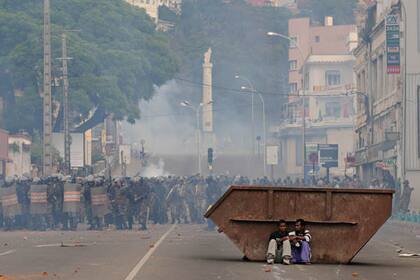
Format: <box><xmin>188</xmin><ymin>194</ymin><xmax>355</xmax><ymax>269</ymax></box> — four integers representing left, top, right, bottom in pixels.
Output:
<box><xmin>275</xmin><ymin>54</ymin><xmax>356</xmax><ymax>180</ymax></box>
<box><xmin>6</xmin><ymin>134</ymin><xmax>31</xmax><ymax>177</ymax></box>
<box><xmin>402</xmin><ymin>0</ymin><xmax>420</xmax><ymax>210</ymax></box>
<box><xmin>125</xmin><ymin>0</ymin><xmax>159</xmax><ymax>22</ymax></box>
<box><xmin>125</xmin><ymin>0</ymin><xmax>182</xmax><ymax>23</ymax></box>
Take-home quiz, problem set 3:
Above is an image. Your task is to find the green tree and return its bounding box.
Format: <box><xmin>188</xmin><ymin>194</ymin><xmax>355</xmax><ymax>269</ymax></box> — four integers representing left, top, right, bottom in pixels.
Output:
<box><xmin>300</xmin><ymin>0</ymin><xmax>358</xmax><ymax>25</ymax></box>
<box><xmin>0</xmin><ymin>0</ymin><xmax>178</xmax><ymax>133</ymax></box>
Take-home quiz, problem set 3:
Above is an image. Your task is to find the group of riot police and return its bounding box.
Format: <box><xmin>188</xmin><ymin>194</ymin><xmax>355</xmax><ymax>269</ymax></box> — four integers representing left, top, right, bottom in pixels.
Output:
<box><xmin>0</xmin><ymin>174</ymin><xmax>259</xmax><ymax>231</ymax></box>
<box><xmin>3</xmin><ymin>173</ymin><xmax>405</xmax><ymax>231</ymax></box>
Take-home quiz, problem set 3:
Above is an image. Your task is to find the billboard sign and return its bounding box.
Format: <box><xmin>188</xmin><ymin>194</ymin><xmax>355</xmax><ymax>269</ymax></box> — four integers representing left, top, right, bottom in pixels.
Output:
<box><xmin>266</xmin><ymin>146</ymin><xmax>279</xmax><ymax>165</ymax></box>
<box><xmin>386</xmin><ymin>14</ymin><xmax>400</xmax><ymax>74</ymax></box>
<box><xmin>375</xmin><ymin>159</ymin><xmax>396</xmax><ymax>171</ymax></box>
<box><xmin>318</xmin><ymin>144</ymin><xmax>338</xmax><ymax>168</ymax></box>
<box><xmin>52</xmin><ymin>133</ymin><xmax>85</xmax><ymax>168</ymax></box>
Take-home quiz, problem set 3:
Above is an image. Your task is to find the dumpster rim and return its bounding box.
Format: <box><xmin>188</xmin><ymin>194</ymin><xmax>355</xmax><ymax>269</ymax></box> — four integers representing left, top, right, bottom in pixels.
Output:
<box><xmin>204</xmin><ymin>185</ymin><xmax>394</xmax><ymax>218</ymax></box>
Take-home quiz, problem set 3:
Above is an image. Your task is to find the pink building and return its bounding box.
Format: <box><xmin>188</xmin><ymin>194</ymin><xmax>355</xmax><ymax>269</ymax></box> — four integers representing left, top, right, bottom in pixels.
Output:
<box><xmin>288</xmin><ymin>17</ymin><xmax>357</xmax><ymax>96</ymax></box>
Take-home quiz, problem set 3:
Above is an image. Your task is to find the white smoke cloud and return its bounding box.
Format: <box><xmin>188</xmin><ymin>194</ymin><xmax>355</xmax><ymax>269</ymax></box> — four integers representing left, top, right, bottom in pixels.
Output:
<box><xmin>123</xmin><ymin>79</ymin><xmax>256</xmax><ymax>159</ymax></box>
<box><xmin>123</xmin><ymin>80</ymin><xmax>196</xmax><ymax>155</ymax></box>
<box><xmin>140</xmin><ymin>158</ymin><xmax>170</xmax><ymax>178</ymax></box>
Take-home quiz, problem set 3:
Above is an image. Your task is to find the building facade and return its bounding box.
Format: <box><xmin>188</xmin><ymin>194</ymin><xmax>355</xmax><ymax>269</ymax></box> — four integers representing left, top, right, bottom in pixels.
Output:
<box><xmin>125</xmin><ymin>0</ymin><xmax>182</xmax><ymax>23</ymax></box>
<box><xmin>288</xmin><ymin>17</ymin><xmax>356</xmax><ymax>98</ymax></box>
<box><xmin>403</xmin><ymin>0</ymin><xmax>420</xmax><ymax>210</ymax></box>
<box><xmin>354</xmin><ymin>0</ymin><xmax>420</xmax><ymax>210</ymax></box>
<box><xmin>247</xmin><ymin>0</ymin><xmax>296</xmax><ymax>7</ymax></box>
<box><xmin>273</xmin><ymin>17</ymin><xmax>357</xmax><ymax>180</ymax></box>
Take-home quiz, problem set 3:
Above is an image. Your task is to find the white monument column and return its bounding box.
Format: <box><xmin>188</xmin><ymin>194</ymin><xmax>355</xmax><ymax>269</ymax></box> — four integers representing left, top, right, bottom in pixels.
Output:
<box><xmin>202</xmin><ymin>48</ymin><xmax>215</xmax><ymax>151</ymax></box>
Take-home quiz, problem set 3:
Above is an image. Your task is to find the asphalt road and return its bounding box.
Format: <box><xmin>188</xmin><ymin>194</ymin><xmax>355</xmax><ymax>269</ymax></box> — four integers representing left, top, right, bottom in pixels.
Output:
<box><xmin>1</xmin><ymin>221</ymin><xmax>419</xmax><ymax>280</ymax></box>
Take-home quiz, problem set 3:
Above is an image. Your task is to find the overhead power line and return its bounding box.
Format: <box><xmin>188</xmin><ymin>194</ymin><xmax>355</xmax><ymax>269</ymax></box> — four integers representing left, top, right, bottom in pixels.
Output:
<box><xmin>173</xmin><ymin>76</ymin><xmax>357</xmax><ymax>98</ymax></box>
<box><xmin>139</xmin><ymin>102</ymin><xmax>255</xmax><ymax>120</ymax></box>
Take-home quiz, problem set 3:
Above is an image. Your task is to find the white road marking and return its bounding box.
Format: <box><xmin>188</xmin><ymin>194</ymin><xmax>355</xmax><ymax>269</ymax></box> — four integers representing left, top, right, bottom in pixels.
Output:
<box><xmin>35</xmin><ymin>243</ymin><xmax>62</xmax><ymax>248</ymax></box>
<box><xmin>124</xmin><ymin>224</ymin><xmax>177</xmax><ymax>280</ymax></box>
<box><xmin>35</xmin><ymin>242</ymin><xmax>91</xmax><ymax>248</ymax></box>
<box><xmin>0</xmin><ymin>249</ymin><xmax>16</xmax><ymax>256</ymax></box>
<box><xmin>335</xmin><ymin>264</ymin><xmax>342</xmax><ymax>280</ymax></box>
<box><xmin>297</xmin><ymin>265</ymin><xmax>305</xmax><ymax>272</ymax></box>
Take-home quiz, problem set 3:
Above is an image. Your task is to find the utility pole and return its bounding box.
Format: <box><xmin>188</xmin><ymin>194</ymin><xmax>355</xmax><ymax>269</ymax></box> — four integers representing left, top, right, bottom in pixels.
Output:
<box><xmin>43</xmin><ymin>0</ymin><xmax>52</xmax><ymax>176</ymax></box>
<box><xmin>196</xmin><ymin>107</ymin><xmax>202</xmax><ymax>175</ymax></box>
<box><xmin>59</xmin><ymin>33</ymin><xmax>72</xmax><ymax>175</ymax></box>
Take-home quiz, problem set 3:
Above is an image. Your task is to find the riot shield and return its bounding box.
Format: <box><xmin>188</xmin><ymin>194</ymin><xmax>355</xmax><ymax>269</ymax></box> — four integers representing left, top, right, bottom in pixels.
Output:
<box><xmin>30</xmin><ymin>184</ymin><xmax>49</xmax><ymax>215</ymax></box>
<box><xmin>63</xmin><ymin>183</ymin><xmax>82</xmax><ymax>214</ymax></box>
<box><xmin>1</xmin><ymin>186</ymin><xmax>21</xmax><ymax>217</ymax></box>
<box><xmin>91</xmin><ymin>187</ymin><xmax>110</xmax><ymax>217</ymax></box>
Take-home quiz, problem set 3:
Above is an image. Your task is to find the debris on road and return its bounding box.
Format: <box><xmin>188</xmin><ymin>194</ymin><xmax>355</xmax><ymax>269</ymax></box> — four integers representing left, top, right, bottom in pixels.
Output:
<box><xmin>351</xmin><ymin>272</ymin><xmax>359</xmax><ymax>277</ymax></box>
<box><xmin>263</xmin><ymin>265</ymin><xmax>272</xmax><ymax>272</ymax></box>
<box><xmin>60</xmin><ymin>241</ymin><xmax>87</xmax><ymax>248</ymax></box>
<box><xmin>139</xmin><ymin>236</ymin><xmax>151</xmax><ymax>240</ymax></box>
<box><xmin>399</xmin><ymin>253</ymin><xmax>420</xmax><ymax>258</ymax></box>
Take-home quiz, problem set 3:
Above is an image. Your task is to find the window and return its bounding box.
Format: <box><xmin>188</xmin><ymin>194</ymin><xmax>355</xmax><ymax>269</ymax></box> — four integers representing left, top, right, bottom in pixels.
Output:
<box><xmin>372</xmin><ymin>59</ymin><xmax>378</xmax><ymax>100</ymax></box>
<box><xmin>418</xmin><ymin>0</ymin><xmax>420</xmax><ymax>52</ymax></box>
<box><xmin>295</xmin><ymin>138</ymin><xmax>303</xmax><ymax>167</ymax></box>
<box><xmin>289</xmin><ymin>36</ymin><xmax>298</xmax><ymax>48</ymax></box>
<box><xmin>289</xmin><ymin>60</ymin><xmax>297</xmax><ymax>71</ymax></box>
<box><xmin>357</xmin><ymin>73</ymin><xmax>362</xmax><ymax>92</ymax></box>
<box><xmin>289</xmin><ymin>83</ymin><xmax>297</xmax><ymax>94</ymax></box>
<box><xmin>325</xmin><ymin>70</ymin><xmax>341</xmax><ymax>86</ymax></box>
<box><xmin>325</xmin><ymin>101</ymin><xmax>341</xmax><ymax>118</ymax></box>
<box><xmin>361</xmin><ymin>70</ymin><xmax>366</xmax><ymax>93</ymax></box>
<box><xmin>418</xmin><ymin>86</ymin><xmax>420</xmax><ymax>157</ymax></box>
<box><xmin>378</xmin><ymin>55</ymin><xmax>384</xmax><ymax>98</ymax></box>
<box><xmin>278</xmin><ymin>143</ymin><xmax>283</xmax><ymax>161</ymax></box>
<box><xmin>315</xmin><ymin>35</ymin><xmax>320</xmax><ymax>43</ymax></box>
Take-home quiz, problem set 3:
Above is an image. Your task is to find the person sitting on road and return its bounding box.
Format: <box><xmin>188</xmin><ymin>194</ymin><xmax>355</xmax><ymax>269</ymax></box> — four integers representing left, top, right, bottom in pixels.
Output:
<box><xmin>289</xmin><ymin>219</ymin><xmax>311</xmax><ymax>264</ymax></box>
<box><xmin>266</xmin><ymin>219</ymin><xmax>292</xmax><ymax>265</ymax></box>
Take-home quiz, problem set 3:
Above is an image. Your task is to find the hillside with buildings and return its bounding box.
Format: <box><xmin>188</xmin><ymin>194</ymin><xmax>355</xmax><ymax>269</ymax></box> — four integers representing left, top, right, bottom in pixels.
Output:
<box><xmin>2</xmin><ymin>0</ymin><xmax>420</xmax><ymax>215</ymax></box>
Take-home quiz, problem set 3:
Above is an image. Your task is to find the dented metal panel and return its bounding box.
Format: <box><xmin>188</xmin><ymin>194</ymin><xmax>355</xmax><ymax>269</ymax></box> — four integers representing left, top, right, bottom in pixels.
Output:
<box><xmin>204</xmin><ymin>186</ymin><xmax>393</xmax><ymax>264</ymax></box>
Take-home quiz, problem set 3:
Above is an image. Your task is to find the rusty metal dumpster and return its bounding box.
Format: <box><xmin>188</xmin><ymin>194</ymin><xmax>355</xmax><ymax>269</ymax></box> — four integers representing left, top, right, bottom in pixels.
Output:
<box><xmin>204</xmin><ymin>186</ymin><xmax>393</xmax><ymax>264</ymax></box>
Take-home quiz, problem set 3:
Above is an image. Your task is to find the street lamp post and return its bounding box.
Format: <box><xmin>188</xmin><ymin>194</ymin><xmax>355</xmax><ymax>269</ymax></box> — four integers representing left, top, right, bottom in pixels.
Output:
<box><xmin>181</xmin><ymin>100</ymin><xmax>213</xmax><ymax>175</ymax></box>
<box><xmin>235</xmin><ymin>75</ymin><xmax>256</xmax><ymax>157</ymax></box>
<box><xmin>240</xmin><ymin>86</ymin><xmax>267</xmax><ymax>177</ymax></box>
<box><xmin>267</xmin><ymin>31</ymin><xmax>307</xmax><ymax>181</ymax></box>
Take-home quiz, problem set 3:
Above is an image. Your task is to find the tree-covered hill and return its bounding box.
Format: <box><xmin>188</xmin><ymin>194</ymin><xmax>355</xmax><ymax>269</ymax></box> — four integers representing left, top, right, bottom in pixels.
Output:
<box><xmin>168</xmin><ymin>0</ymin><xmax>292</xmax><ymax>126</ymax></box>
<box><xmin>166</xmin><ymin>0</ymin><xmax>358</xmax><ymax>128</ymax></box>
<box><xmin>299</xmin><ymin>0</ymin><xmax>358</xmax><ymax>25</ymax></box>
<box><xmin>0</xmin><ymin>0</ymin><xmax>178</xmax><ymax>133</ymax></box>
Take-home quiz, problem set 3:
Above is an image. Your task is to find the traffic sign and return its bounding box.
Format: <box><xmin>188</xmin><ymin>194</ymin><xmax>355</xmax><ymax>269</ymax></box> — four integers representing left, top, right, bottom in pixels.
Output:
<box><xmin>386</xmin><ymin>14</ymin><xmax>400</xmax><ymax>74</ymax></box>
<box><xmin>309</xmin><ymin>152</ymin><xmax>318</xmax><ymax>164</ymax></box>
<box><xmin>319</xmin><ymin>144</ymin><xmax>338</xmax><ymax>168</ymax></box>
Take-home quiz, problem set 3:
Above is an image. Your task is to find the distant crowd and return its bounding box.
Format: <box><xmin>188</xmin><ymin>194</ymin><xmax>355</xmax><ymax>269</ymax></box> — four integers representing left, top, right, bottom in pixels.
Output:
<box><xmin>0</xmin><ymin>174</ymin><xmax>414</xmax><ymax>231</ymax></box>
